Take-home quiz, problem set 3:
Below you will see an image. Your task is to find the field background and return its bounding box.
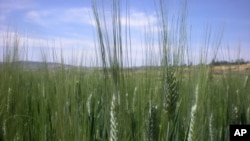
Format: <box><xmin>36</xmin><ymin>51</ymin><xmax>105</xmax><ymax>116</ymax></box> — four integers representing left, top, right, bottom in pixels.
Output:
<box><xmin>1</xmin><ymin>0</ymin><xmax>250</xmax><ymax>141</ymax></box>
<box><xmin>0</xmin><ymin>59</ymin><xmax>249</xmax><ymax>141</ymax></box>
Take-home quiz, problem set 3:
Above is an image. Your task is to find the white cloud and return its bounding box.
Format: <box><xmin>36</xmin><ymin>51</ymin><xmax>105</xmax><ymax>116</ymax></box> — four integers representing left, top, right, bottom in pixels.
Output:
<box><xmin>62</xmin><ymin>8</ymin><xmax>94</xmax><ymax>25</ymax></box>
<box><xmin>24</xmin><ymin>7</ymin><xmax>94</xmax><ymax>27</ymax></box>
<box><xmin>121</xmin><ymin>11</ymin><xmax>157</xmax><ymax>28</ymax></box>
<box><xmin>0</xmin><ymin>1</ymin><xmax>159</xmax><ymax>37</ymax></box>
<box><xmin>0</xmin><ymin>0</ymin><xmax>35</xmax><ymax>23</ymax></box>
<box><xmin>0</xmin><ymin>30</ymin><xmax>96</xmax><ymax>63</ymax></box>
<box><xmin>23</xmin><ymin>6</ymin><xmax>160</xmax><ymax>34</ymax></box>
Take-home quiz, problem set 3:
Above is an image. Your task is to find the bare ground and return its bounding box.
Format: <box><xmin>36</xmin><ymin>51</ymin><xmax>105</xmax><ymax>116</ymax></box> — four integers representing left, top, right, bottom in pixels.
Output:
<box><xmin>212</xmin><ymin>63</ymin><xmax>250</xmax><ymax>75</ymax></box>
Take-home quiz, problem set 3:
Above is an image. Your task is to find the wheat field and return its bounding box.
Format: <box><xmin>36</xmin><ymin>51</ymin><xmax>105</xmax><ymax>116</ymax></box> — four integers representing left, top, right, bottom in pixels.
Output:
<box><xmin>0</xmin><ymin>0</ymin><xmax>250</xmax><ymax>140</ymax></box>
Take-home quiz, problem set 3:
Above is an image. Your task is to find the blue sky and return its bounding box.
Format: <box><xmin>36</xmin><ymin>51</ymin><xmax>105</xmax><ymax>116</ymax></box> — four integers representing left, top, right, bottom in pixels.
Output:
<box><xmin>0</xmin><ymin>0</ymin><xmax>249</xmax><ymax>66</ymax></box>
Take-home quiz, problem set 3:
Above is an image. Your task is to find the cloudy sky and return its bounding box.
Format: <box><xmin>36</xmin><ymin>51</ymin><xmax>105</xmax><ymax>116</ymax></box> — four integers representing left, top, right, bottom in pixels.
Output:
<box><xmin>0</xmin><ymin>0</ymin><xmax>249</xmax><ymax>66</ymax></box>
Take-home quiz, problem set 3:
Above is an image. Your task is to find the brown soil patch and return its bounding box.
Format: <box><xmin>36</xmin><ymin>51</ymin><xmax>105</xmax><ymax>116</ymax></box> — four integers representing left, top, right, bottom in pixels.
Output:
<box><xmin>212</xmin><ymin>63</ymin><xmax>250</xmax><ymax>75</ymax></box>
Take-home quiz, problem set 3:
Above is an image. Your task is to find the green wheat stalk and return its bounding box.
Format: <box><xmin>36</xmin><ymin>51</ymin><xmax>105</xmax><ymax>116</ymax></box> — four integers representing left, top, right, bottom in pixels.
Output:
<box><xmin>7</xmin><ymin>87</ymin><xmax>12</xmax><ymax>114</ymax></box>
<box><xmin>87</xmin><ymin>93</ymin><xmax>92</xmax><ymax>117</ymax></box>
<box><xmin>146</xmin><ymin>105</ymin><xmax>159</xmax><ymax>141</ymax></box>
<box><xmin>232</xmin><ymin>105</ymin><xmax>239</xmax><ymax>124</ymax></box>
<box><xmin>187</xmin><ymin>84</ymin><xmax>198</xmax><ymax>141</ymax></box>
<box><xmin>163</xmin><ymin>69</ymin><xmax>179</xmax><ymax>120</ymax></box>
<box><xmin>209</xmin><ymin>114</ymin><xmax>214</xmax><ymax>141</ymax></box>
<box><xmin>132</xmin><ymin>87</ymin><xmax>137</xmax><ymax>113</ymax></box>
<box><xmin>110</xmin><ymin>94</ymin><xmax>118</xmax><ymax>141</ymax></box>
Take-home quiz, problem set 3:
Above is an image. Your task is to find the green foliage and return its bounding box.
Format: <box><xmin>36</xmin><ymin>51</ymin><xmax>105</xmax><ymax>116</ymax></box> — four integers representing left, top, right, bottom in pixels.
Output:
<box><xmin>0</xmin><ymin>0</ymin><xmax>249</xmax><ymax>140</ymax></box>
<box><xmin>0</xmin><ymin>55</ymin><xmax>250</xmax><ymax>141</ymax></box>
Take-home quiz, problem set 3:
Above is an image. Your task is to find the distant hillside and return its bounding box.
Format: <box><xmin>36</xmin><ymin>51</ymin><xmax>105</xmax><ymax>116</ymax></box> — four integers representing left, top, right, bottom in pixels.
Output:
<box><xmin>0</xmin><ymin>61</ymin><xmax>75</xmax><ymax>71</ymax></box>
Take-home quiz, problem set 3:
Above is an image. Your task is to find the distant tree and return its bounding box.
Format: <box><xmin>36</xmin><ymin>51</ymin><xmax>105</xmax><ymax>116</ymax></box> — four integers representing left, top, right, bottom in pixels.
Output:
<box><xmin>235</xmin><ymin>58</ymin><xmax>245</xmax><ymax>64</ymax></box>
<box><xmin>210</xmin><ymin>59</ymin><xmax>230</xmax><ymax>66</ymax></box>
<box><xmin>209</xmin><ymin>58</ymin><xmax>248</xmax><ymax>66</ymax></box>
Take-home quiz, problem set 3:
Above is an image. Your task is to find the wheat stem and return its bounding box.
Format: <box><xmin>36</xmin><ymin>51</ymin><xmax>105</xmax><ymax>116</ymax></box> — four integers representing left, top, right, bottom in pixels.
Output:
<box><xmin>110</xmin><ymin>94</ymin><xmax>118</xmax><ymax>141</ymax></box>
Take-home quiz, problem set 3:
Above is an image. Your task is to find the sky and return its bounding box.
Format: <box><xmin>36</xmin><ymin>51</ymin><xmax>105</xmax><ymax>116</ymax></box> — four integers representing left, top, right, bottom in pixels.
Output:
<box><xmin>0</xmin><ymin>0</ymin><xmax>249</xmax><ymax>66</ymax></box>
